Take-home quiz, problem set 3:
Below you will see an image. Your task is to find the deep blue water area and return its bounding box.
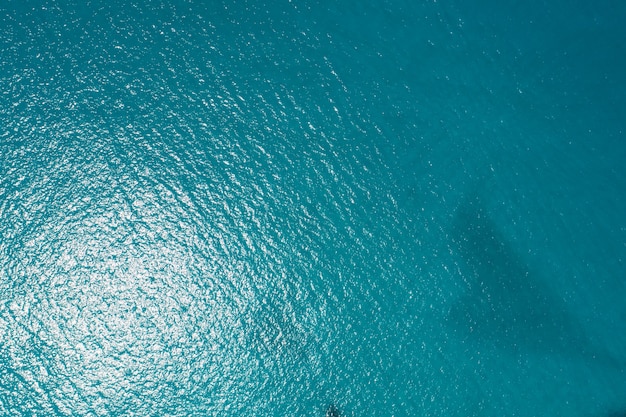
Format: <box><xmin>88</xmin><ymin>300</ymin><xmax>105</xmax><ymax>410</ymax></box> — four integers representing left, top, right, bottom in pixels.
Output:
<box><xmin>1</xmin><ymin>1</ymin><xmax>625</xmax><ymax>416</ymax></box>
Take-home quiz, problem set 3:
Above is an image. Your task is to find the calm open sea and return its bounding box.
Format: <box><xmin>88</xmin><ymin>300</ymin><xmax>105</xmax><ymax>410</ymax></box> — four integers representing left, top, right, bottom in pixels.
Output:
<box><xmin>1</xmin><ymin>1</ymin><xmax>625</xmax><ymax>416</ymax></box>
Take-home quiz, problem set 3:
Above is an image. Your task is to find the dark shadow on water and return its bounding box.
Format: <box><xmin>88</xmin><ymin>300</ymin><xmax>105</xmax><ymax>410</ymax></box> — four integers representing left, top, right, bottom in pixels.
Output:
<box><xmin>447</xmin><ymin>193</ymin><xmax>619</xmax><ymax>368</ymax></box>
<box><xmin>325</xmin><ymin>404</ymin><xmax>340</xmax><ymax>417</ymax></box>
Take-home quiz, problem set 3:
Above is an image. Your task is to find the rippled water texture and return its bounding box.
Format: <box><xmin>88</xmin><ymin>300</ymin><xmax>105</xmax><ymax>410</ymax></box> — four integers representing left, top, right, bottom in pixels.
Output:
<box><xmin>1</xmin><ymin>1</ymin><xmax>626</xmax><ymax>416</ymax></box>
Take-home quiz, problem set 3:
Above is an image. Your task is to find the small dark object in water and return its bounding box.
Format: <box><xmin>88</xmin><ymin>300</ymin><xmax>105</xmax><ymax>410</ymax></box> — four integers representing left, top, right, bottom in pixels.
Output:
<box><xmin>326</xmin><ymin>404</ymin><xmax>340</xmax><ymax>417</ymax></box>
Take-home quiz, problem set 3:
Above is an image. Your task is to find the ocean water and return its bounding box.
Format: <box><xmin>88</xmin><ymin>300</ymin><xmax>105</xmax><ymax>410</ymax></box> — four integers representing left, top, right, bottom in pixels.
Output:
<box><xmin>1</xmin><ymin>0</ymin><xmax>625</xmax><ymax>416</ymax></box>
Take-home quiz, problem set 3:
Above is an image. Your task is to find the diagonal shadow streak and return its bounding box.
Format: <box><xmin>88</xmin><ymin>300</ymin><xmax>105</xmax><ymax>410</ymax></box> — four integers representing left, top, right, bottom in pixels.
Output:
<box><xmin>447</xmin><ymin>193</ymin><xmax>617</xmax><ymax>366</ymax></box>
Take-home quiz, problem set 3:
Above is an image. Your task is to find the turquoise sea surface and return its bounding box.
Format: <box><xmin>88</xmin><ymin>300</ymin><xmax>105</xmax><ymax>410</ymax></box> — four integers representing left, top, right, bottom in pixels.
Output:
<box><xmin>1</xmin><ymin>1</ymin><xmax>625</xmax><ymax>416</ymax></box>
